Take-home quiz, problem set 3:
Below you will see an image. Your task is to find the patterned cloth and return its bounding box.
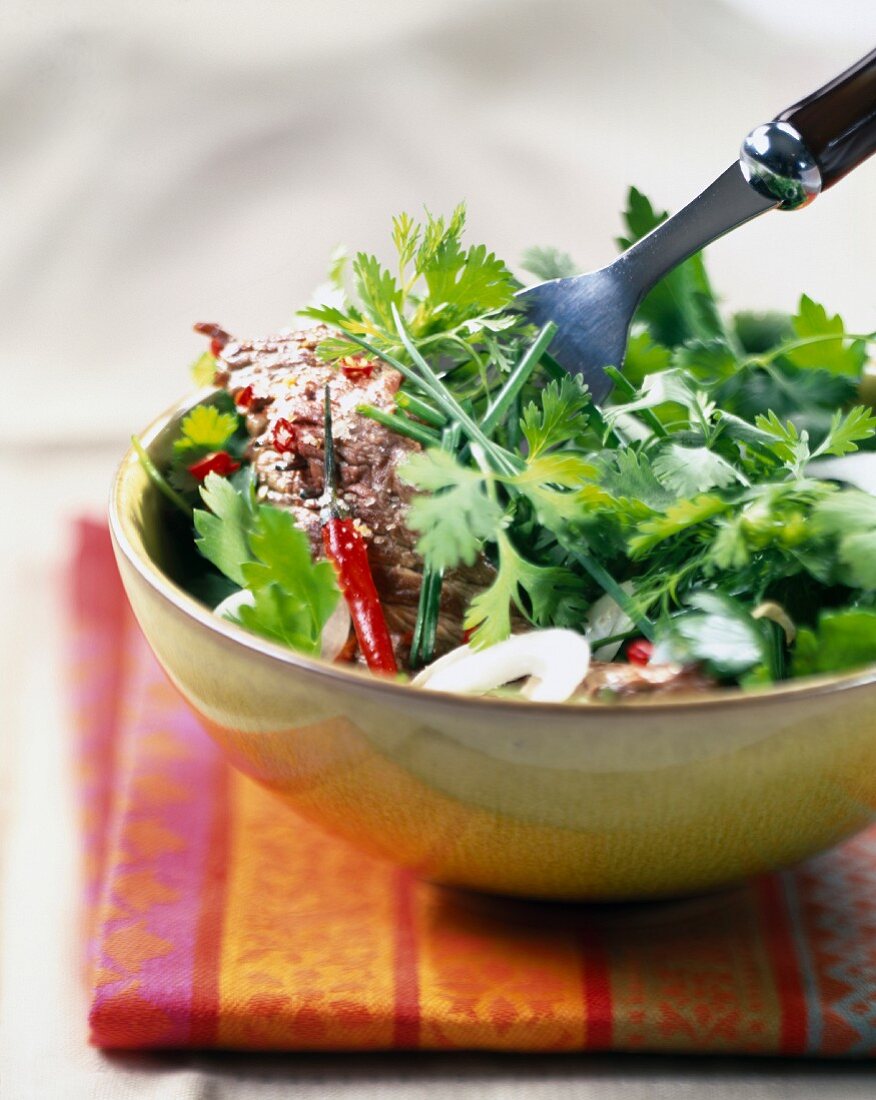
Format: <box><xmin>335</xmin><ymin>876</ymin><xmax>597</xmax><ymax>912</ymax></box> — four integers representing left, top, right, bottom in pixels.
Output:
<box><xmin>69</xmin><ymin>520</ymin><xmax>876</xmax><ymax>1054</ymax></box>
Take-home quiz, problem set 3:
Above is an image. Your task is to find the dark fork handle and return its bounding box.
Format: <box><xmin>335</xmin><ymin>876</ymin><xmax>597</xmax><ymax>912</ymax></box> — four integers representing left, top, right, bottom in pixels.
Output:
<box><xmin>777</xmin><ymin>47</ymin><xmax>876</xmax><ymax>191</ymax></box>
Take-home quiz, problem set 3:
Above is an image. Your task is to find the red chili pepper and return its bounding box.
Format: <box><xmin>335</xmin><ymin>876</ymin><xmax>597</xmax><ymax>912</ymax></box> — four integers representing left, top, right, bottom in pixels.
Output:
<box><xmin>627</xmin><ymin>639</ymin><xmax>653</xmax><ymax>666</ymax></box>
<box><xmin>187</xmin><ymin>451</ymin><xmax>241</xmax><ymax>481</ymax></box>
<box><xmin>234</xmin><ymin>384</ymin><xmax>255</xmax><ymax>410</ymax></box>
<box><xmin>320</xmin><ymin>382</ymin><xmax>397</xmax><ymax>675</ymax></box>
<box><xmin>341</xmin><ymin>356</ymin><xmax>375</xmax><ymax>382</ymax></box>
<box><xmin>272</xmin><ymin>418</ymin><xmax>297</xmax><ymax>454</ymax></box>
<box><xmin>322</xmin><ymin>519</ymin><xmax>398</xmax><ymax>675</ymax></box>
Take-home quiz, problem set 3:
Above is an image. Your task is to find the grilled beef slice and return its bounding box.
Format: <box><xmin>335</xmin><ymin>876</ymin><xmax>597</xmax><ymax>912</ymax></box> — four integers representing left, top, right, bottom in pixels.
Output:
<box><xmin>211</xmin><ymin>324</ymin><xmax>492</xmax><ymax>657</ymax></box>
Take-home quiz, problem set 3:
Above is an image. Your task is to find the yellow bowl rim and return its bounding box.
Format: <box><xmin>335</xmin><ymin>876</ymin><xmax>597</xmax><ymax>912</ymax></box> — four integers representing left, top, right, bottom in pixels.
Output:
<box><xmin>109</xmin><ymin>389</ymin><xmax>876</xmax><ymax>718</ymax></box>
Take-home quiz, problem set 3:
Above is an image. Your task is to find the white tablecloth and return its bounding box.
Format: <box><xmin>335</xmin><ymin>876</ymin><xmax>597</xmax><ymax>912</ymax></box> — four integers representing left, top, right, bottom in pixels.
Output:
<box><xmin>3</xmin><ymin>1</ymin><xmax>876</xmax><ymax>1094</ymax></box>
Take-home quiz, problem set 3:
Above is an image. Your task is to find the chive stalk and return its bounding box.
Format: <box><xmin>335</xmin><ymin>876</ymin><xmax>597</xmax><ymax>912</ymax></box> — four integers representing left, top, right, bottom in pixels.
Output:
<box><xmin>395</xmin><ymin>391</ymin><xmax>448</xmax><ymax>428</ymax></box>
<box><xmin>356</xmin><ymin>404</ymin><xmax>441</xmax><ymax>447</ymax></box>
<box><xmin>131</xmin><ymin>436</ymin><xmax>193</xmax><ymax>517</ymax></box>
<box><xmin>568</xmin><ymin>549</ymin><xmax>655</xmax><ymax>641</ymax></box>
<box><xmin>480</xmin><ymin>322</ymin><xmax>557</xmax><ymax>435</ymax></box>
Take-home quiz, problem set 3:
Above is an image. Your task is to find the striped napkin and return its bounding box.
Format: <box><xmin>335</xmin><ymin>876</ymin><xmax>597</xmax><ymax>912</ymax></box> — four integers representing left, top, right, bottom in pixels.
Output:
<box><xmin>69</xmin><ymin>520</ymin><xmax>876</xmax><ymax>1054</ymax></box>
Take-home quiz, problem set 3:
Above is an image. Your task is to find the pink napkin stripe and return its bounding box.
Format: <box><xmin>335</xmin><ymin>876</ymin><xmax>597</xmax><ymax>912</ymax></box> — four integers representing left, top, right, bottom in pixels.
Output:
<box><xmin>88</xmin><ymin>632</ymin><xmax>229</xmax><ymax>1047</ymax></box>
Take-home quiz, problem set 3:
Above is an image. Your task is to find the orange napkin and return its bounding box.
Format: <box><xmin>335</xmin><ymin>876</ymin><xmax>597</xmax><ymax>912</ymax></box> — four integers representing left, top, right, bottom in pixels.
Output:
<box><xmin>69</xmin><ymin>520</ymin><xmax>876</xmax><ymax>1054</ymax></box>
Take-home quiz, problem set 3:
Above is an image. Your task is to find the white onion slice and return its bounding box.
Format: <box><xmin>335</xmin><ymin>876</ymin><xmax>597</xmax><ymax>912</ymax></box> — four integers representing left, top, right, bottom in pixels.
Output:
<box><xmin>214</xmin><ymin>589</ymin><xmax>255</xmax><ymax>620</ymax></box>
<box><xmin>584</xmin><ymin>583</ymin><xmax>635</xmax><ymax>660</ymax></box>
<box><xmin>414</xmin><ymin>629</ymin><xmax>591</xmax><ymax>703</ymax></box>
<box><xmin>319</xmin><ymin>598</ymin><xmax>352</xmax><ymax>660</ymax></box>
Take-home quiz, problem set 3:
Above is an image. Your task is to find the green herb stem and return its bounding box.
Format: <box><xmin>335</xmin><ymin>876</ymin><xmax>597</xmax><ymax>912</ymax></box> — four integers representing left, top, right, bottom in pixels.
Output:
<box><xmin>568</xmin><ymin>549</ymin><xmax>655</xmax><ymax>641</ymax></box>
<box><xmin>395</xmin><ymin>391</ymin><xmax>448</xmax><ymax>428</ymax></box>
<box><xmin>481</xmin><ymin>322</ymin><xmax>557</xmax><ymax>435</ymax></box>
<box><xmin>604</xmin><ymin>366</ymin><xmax>669</xmax><ymax>438</ymax></box>
<box><xmin>745</xmin><ymin>330</ymin><xmax>876</xmax><ymax>370</ymax></box>
<box><xmin>356</xmin><ymin>404</ymin><xmax>441</xmax><ymax>447</ymax></box>
<box><xmin>131</xmin><ymin>436</ymin><xmax>193</xmax><ymax>517</ymax></box>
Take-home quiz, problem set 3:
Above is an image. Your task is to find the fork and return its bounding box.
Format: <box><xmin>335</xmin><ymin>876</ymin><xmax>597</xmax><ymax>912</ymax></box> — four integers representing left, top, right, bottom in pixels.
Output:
<box><xmin>518</xmin><ymin>48</ymin><xmax>876</xmax><ymax>403</ymax></box>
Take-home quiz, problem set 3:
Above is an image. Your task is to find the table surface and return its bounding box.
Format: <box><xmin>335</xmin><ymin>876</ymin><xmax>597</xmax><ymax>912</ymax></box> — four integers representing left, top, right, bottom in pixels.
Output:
<box><xmin>3</xmin><ymin>0</ymin><xmax>876</xmax><ymax>1092</ymax></box>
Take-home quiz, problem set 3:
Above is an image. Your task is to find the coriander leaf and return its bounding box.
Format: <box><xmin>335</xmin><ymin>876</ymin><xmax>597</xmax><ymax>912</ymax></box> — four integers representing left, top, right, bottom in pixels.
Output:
<box><xmin>629</xmin><ymin>494</ymin><xmax>729</xmax><ymax>556</ymax></box>
<box><xmin>463</xmin><ymin>531</ymin><xmax>585</xmax><ymax>648</ymax></box>
<box><xmin>423</xmin><ymin>241</ymin><xmax>517</xmax><ymax>314</ymax></box>
<box><xmin>520</xmin><ymin>376</ymin><xmax>591</xmax><ymax>458</ymax></box>
<box><xmin>509</xmin><ymin>453</ymin><xmax>605</xmax><ymax>528</ymax></box>
<box><xmin>520</xmin><ymin>246</ymin><xmax>578</xmax><ymax>281</ymax></box>
<box><xmin>786</xmin><ymin>294</ymin><xmax>867</xmax><ymax>376</ymax></box>
<box><xmin>671</xmin><ymin>338</ymin><xmax>738</xmax><ymax>386</ymax></box>
<box><xmin>793</xmin><ymin>609</ymin><xmax>876</xmax><ymax>677</ymax></box>
<box><xmin>603</xmin><ymin>368</ymin><xmax>697</xmax><ymax>427</ymax></box>
<box><xmin>191</xmin><ymin>351</ymin><xmax>218</xmax><ymax>387</ymax></box>
<box><xmin>463</xmin><ymin>550</ymin><xmax>517</xmax><ymax>649</ymax></box>
<box><xmin>652</xmin><ymin>444</ymin><xmax>741</xmax><ymax>497</ymax></box>
<box><xmin>652</xmin><ymin>591</ymin><xmax>767</xmax><ymax>680</ymax></box>
<box><xmin>598</xmin><ymin>449</ymin><xmax>675</xmax><ymax>510</ymax></box>
<box><xmin>194</xmin><ymin>471</ymin><xmax>256</xmax><ymax>587</ymax></box>
<box><xmin>353</xmin><ymin>252</ymin><xmax>404</xmax><ymax>331</ymax></box>
<box><xmin>242</xmin><ymin>506</ymin><xmax>339</xmax><ymax>639</ymax></box>
<box><xmin>811</xmin><ymin>489</ymin><xmax>876</xmax><ymax>588</ymax></box>
<box><xmin>753</xmin><ymin>410</ymin><xmax>811</xmax><ymax>472</ymax></box>
<box><xmin>237</xmin><ymin>584</ymin><xmax>325</xmax><ymax>653</ymax></box>
<box><xmin>812</xmin><ymin>405</ymin><xmax>876</xmax><ymax>459</ymax></box>
<box><xmin>173</xmin><ymin>405</ymin><xmax>239</xmax><ymax>460</ymax></box>
<box><xmin>839</xmin><ymin>532</ymin><xmax>876</xmax><ymax>588</ymax></box>
<box><xmin>401</xmin><ymin>449</ymin><xmax>504</xmax><ymax>570</ymax></box>
<box><xmin>391</xmin><ymin>213</ymin><xmax>420</xmax><ymax>271</ymax></box>
<box><xmin>511</xmin><ymin>452</ymin><xmax>598</xmax><ymax>489</ymax></box>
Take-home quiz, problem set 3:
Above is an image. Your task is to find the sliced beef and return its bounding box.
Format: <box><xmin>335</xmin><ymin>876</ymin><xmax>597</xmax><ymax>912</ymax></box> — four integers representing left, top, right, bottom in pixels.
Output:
<box><xmin>209</xmin><ymin>324</ymin><xmax>492</xmax><ymax>657</ymax></box>
<box><xmin>574</xmin><ymin>661</ymin><xmax>715</xmax><ymax>701</ymax></box>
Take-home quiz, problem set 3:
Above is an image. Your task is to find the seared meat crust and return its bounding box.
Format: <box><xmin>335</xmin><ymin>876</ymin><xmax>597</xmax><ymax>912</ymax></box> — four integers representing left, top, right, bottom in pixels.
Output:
<box><xmin>213</xmin><ymin>325</ymin><xmax>492</xmax><ymax>655</ymax></box>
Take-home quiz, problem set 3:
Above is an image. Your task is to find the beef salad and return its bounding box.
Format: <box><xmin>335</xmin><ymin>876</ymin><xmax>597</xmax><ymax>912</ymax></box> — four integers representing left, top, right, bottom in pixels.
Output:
<box><xmin>135</xmin><ymin>196</ymin><xmax>876</xmax><ymax>702</ymax></box>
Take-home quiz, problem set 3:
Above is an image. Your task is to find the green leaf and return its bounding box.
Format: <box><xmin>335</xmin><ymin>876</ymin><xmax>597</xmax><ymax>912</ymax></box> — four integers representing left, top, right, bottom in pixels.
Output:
<box><xmin>793</xmin><ymin>609</ymin><xmax>876</xmax><ymax>677</ymax></box>
<box><xmin>173</xmin><ymin>404</ymin><xmax>239</xmax><ymax>460</ymax></box>
<box><xmin>519</xmin><ymin>246</ymin><xmax>578</xmax><ymax>281</ymax></box>
<box><xmin>811</xmin><ymin>489</ymin><xmax>876</xmax><ymax>588</ymax></box>
<box><xmin>786</xmin><ymin>294</ymin><xmax>867</xmax><ymax>376</ymax></box>
<box><xmin>463</xmin><ymin>532</ymin><xmax>586</xmax><ymax>648</ymax></box>
<box><xmin>520</xmin><ymin>376</ymin><xmax>591</xmax><ymax>458</ymax></box>
<box><xmin>238</xmin><ymin>506</ymin><xmax>339</xmax><ymax>652</ymax></box>
<box><xmin>652</xmin><ymin>444</ymin><xmax>742</xmax><ymax>497</ymax></box>
<box><xmin>352</xmin><ymin>252</ymin><xmax>404</xmax><ymax>330</ymax></box>
<box><xmin>401</xmin><ymin>449</ymin><xmax>504</xmax><ymax>570</ymax></box>
<box><xmin>194</xmin><ymin>472</ymin><xmax>256</xmax><ymax>587</ymax></box>
<box><xmin>813</xmin><ymin>405</ymin><xmax>876</xmax><ymax>459</ymax></box>
<box><xmin>652</xmin><ymin>591</ymin><xmax>768</xmax><ymax>680</ymax></box>
<box><xmin>671</xmin><ymin>338</ymin><xmax>739</xmax><ymax>385</ymax></box>
<box><xmin>629</xmin><ymin>494</ymin><xmax>729</xmax><ymax>556</ymax></box>
<box><xmin>191</xmin><ymin>351</ymin><xmax>218</xmax><ymax>387</ymax></box>
<box><xmin>753</xmin><ymin>410</ymin><xmax>811</xmax><ymax>471</ymax></box>
<box><xmin>598</xmin><ymin>449</ymin><xmax>675</xmax><ymax>510</ymax></box>
<box><xmin>423</xmin><ymin>240</ymin><xmax>517</xmax><ymax>314</ymax></box>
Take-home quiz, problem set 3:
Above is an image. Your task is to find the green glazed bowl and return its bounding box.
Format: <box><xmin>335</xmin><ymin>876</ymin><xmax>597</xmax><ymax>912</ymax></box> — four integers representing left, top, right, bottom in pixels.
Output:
<box><xmin>109</xmin><ymin>391</ymin><xmax>876</xmax><ymax>901</ymax></box>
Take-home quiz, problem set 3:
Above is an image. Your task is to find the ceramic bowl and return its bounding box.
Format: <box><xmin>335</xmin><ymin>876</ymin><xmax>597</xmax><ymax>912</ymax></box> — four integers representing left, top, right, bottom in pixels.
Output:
<box><xmin>109</xmin><ymin>391</ymin><xmax>876</xmax><ymax>901</ymax></box>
